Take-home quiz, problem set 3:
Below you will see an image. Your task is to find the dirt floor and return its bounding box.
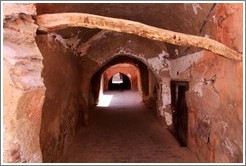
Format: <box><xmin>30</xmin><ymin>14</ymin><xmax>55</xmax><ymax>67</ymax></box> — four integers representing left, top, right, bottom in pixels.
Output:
<box><xmin>59</xmin><ymin>90</ymin><xmax>199</xmax><ymax>163</ymax></box>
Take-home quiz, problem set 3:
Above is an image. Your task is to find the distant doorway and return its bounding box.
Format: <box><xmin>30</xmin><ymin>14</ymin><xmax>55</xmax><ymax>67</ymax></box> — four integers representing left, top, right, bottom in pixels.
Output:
<box><xmin>108</xmin><ymin>73</ymin><xmax>131</xmax><ymax>90</ymax></box>
<box><xmin>171</xmin><ymin>81</ymin><xmax>189</xmax><ymax>147</ymax></box>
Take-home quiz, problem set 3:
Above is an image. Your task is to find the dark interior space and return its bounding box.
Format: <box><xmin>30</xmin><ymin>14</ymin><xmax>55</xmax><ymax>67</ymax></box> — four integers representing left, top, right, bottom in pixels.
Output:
<box><xmin>171</xmin><ymin>81</ymin><xmax>189</xmax><ymax>147</ymax></box>
<box><xmin>108</xmin><ymin>73</ymin><xmax>131</xmax><ymax>90</ymax></box>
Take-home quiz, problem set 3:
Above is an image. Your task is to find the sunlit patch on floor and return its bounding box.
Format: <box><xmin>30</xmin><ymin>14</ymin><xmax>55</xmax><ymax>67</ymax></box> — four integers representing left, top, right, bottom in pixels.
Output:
<box><xmin>97</xmin><ymin>94</ymin><xmax>114</xmax><ymax>107</ymax></box>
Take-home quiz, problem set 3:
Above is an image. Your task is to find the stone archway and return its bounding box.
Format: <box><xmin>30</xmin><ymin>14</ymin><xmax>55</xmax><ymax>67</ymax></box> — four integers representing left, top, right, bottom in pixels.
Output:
<box><xmin>108</xmin><ymin>73</ymin><xmax>131</xmax><ymax>91</ymax></box>
<box><xmin>89</xmin><ymin>54</ymin><xmax>161</xmax><ymax>117</ymax></box>
<box><xmin>103</xmin><ymin>63</ymin><xmax>140</xmax><ymax>91</ymax></box>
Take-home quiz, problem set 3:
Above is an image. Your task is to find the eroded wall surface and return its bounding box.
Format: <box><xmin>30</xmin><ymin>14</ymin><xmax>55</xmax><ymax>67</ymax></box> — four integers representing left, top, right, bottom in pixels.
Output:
<box><xmin>3</xmin><ymin>4</ymin><xmax>45</xmax><ymax>163</ymax></box>
<box><xmin>169</xmin><ymin>3</ymin><xmax>243</xmax><ymax>162</ymax></box>
<box><xmin>36</xmin><ymin>34</ymin><xmax>82</xmax><ymax>162</ymax></box>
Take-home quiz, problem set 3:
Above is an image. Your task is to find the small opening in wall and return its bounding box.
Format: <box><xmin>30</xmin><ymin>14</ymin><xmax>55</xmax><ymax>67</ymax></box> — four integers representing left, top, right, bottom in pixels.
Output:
<box><xmin>112</xmin><ymin>73</ymin><xmax>123</xmax><ymax>84</ymax></box>
<box><xmin>108</xmin><ymin>73</ymin><xmax>131</xmax><ymax>90</ymax></box>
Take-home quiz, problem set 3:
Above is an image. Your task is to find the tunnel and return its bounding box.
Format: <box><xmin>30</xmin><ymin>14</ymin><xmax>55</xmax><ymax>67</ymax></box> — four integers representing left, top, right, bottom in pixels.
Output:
<box><xmin>108</xmin><ymin>73</ymin><xmax>131</xmax><ymax>91</ymax></box>
<box><xmin>89</xmin><ymin>55</ymin><xmax>157</xmax><ymax>110</ymax></box>
<box><xmin>2</xmin><ymin>2</ymin><xmax>243</xmax><ymax>164</ymax></box>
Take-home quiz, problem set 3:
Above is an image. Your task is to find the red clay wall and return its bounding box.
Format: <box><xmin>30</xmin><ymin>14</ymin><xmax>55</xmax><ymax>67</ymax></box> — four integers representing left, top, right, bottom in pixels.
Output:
<box><xmin>170</xmin><ymin>3</ymin><xmax>243</xmax><ymax>162</ymax></box>
<box><xmin>103</xmin><ymin>64</ymin><xmax>140</xmax><ymax>91</ymax></box>
<box><xmin>36</xmin><ymin>34</ymin><xmax>82</xmax><ymax>162</ymax></box>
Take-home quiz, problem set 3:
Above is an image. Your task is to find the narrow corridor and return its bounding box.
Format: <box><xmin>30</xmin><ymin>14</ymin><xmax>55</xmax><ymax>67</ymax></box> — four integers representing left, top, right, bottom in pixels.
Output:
<box><xmin>59</xmin><ymin>90</ymin><xmax>199</xmax><ymax>163</ymax></box>
<box><xmin>3</xmin><ymin>3</ymin><xmax>243</xmax><ymax>163</ymax></box>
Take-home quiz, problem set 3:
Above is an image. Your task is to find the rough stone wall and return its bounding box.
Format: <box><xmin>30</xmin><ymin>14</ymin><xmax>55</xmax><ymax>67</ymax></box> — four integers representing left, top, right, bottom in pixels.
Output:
<box><xmin>103</xmin><ymin>64</ymin><xmax>139</xmax><ymax>91</ymax></box>
<box><xmin>169</xmin><ymin>3</ymin><xmax>243</xmax><ymax>162</ymax></box>
<box><xmin>3</xmin><ymin>4</ymin><xmax>44</xmax><ymax>163</ymax></box>
<box><xmin>35</xmin><ymin>34</ymin><xmax>82</xmax><ymax>162</ymax></box>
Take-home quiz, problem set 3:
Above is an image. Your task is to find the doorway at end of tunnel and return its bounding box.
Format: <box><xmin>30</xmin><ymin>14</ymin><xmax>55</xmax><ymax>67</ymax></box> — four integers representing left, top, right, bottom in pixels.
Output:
<box><xmin>108</xmin><ymin>73</ymin><xmax>131</xmax><ymax>90</ymax></box>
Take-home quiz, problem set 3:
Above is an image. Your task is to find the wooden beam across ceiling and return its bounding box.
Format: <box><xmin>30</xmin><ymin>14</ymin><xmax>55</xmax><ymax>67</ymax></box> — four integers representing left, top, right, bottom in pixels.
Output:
<box><xmin>35</xmin><ymin>13</ymin><xmax>242</xmax><ymax>61</ymax></box>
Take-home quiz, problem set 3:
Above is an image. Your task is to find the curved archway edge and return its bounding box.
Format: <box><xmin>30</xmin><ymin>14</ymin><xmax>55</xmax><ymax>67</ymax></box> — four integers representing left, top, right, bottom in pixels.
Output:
<box><xmin>108</xmin><ymin>72</ymin><xmax>131</xmax><ymax>90</ymax></box>
<box><xmin>89</xmin><ymin>53</ymin><xmax>169</xmax><ymax>123</ymax></box>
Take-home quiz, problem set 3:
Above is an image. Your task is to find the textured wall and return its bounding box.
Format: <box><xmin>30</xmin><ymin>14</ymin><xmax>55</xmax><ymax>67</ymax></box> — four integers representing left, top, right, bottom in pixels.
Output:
<box><xmin>169</xmin><ymin>3</ymin><xmax>243</xmax><ymax>162</ymax></box>
<box><xmin>3</xmin><ymin>8</ymin><xmax>44</xmax><ymax>162</ymax></box>
<box><xmin>36</xmin><ymin>34</ymin><xmax>82</xmax><ymax>162</ymax></box>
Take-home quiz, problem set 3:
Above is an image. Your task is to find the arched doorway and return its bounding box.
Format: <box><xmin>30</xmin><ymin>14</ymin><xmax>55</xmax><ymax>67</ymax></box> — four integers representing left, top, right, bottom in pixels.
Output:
<box><xmin>108</xmin><ymin>73</ymin><xmax>131</xmax><ymax>90</ymax></box>
<box><xmin>89</xmin><ymin>54</ymin><xmax>159</xmax><ymax>113</ymax></box>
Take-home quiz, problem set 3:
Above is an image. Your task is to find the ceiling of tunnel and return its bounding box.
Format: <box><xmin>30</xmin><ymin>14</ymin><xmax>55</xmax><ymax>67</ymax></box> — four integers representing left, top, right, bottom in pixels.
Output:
<box><xmin>92</xmin><ymin>55</ymin><xmax>149</xmax><ymax>77</ymax></box>
<box><xmin>104</xmin><ymin>63</ymin><xmax>139</xmax><ymax>80</ymax></box>
<box><xmin>36</xmin><ymin>3</ymin><xmax>215</xmax><ymax>59</ymax></box>
<box><xmin>36</xmin><ymin>3</ymin><xmax>214</xmax><ymax>35</ymax></box>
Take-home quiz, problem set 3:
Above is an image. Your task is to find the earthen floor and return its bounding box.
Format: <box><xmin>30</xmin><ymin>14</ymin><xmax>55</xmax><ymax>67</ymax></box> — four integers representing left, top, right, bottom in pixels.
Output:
<box><xmin>59</xmin><ymin>90</ymin><xmax>199</xmax><ymax>163</ymax></box>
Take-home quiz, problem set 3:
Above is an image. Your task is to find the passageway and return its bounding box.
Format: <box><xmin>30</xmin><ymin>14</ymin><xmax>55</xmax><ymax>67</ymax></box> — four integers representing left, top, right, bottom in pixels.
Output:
<box><xmin>108</xmin><ymin>73</ymin><xmax>131</xmax><ymax>90</ymax></box>
<box><xmin>2</xmin><ymin>3</ymin><xmax>243</xmax><ymax>163</ymax></box>
<box><xmin>59</xmin><ymin>90</ymin><xmax>199</xmax><ymax>163</ymax></box>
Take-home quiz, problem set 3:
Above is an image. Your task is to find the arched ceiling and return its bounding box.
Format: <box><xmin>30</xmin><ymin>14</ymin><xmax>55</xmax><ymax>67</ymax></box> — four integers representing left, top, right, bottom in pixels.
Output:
<box><xmin>36</xmin><ymin>3</ymin><xmax>216</xmax><ymax>59</ymax></box>
<box><xmin>36</xmin><ymin>3</ymin><xmax>214</xmax><ymax>35</ymax></box>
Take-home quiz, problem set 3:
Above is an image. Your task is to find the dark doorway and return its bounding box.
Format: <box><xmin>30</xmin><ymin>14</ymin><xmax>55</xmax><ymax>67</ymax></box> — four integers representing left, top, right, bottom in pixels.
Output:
<box><xmin>171</xmin><ymin>81</ymin><xmax>189</xmax><ymax>147</ymax></box>
<box><xmin>108</xmin><ymin>73</ymin><xmax>131</xmax><ymax>90</ymax></box>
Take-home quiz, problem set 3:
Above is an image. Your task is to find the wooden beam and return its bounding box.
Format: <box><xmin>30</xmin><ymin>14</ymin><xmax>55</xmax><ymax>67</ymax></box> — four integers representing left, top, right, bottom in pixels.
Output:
<box><xmin>35</xmin><ymin>13</ymin><xmax>242</xmax><ymax>61</ymax></box>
